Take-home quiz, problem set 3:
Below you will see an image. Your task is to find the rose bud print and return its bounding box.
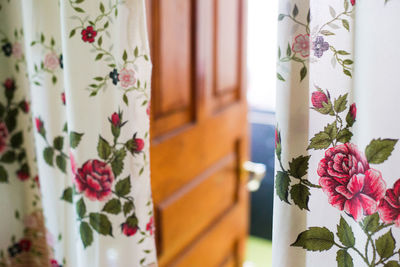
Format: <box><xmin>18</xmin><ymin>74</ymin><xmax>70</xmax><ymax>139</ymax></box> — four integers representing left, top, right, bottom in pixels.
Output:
<box><xmin>346</xmin><ymin>103</ymin><xmax>357</xmax><ymax>126</ymax></box>
<box><xmin>351</xmin><ymin>0</ymin><xmax>355</xmax><ymax>5</ymax></box>
<box><xmin>121</xmin><ymin>215</ymin><xmax>139</xmax><ymax>236</ymax></box>
<box><xmin>121</xmin><ymin>223</ymin><xmax>138</xmax><ymax>236</ymax></box>
<box><xmin>292</xmin><ymin>34</ymin><xmax>310</xmax><ymax>58</ymax></box>
<box><xmin>74</xmin><ymin>159</ymin><xmax>115</xmax><ymax>201</ymax></box>
<box><xmin>70</xmin><ymin>151</ymin><xmax>77</xmax><ymax>175</ymax></box>
<box><xmin>2</xmin><ymin>43</ymin><xmax>12</xmax><ymax>57</ymax></box>
<box><xmin>311</xmin><ymin>91</ymin><xmax>329</xmax><ymax>109</ymax></box>
<box><xmin>44</xmin><ymin>52</ymin><xmax>60</xmax><ymax>70</ymax></box>
<box><xmin>81</xmin><ymin>26</ymin><xmax>97</xmax><ymax>43</ymax></box>
<box><xmin>3</xmin><ymin>78</ymin><xmax>15</xmax><ymax>91</ymax></box>
<box><xmin>0</xmin><ymin>122</ymin><xmax>9</xmax><ymax>154</ymax></box>
<box><xmin>35</xmin><ymin>117</ymin><xmax>45</xmax><ymax>137</ymax></box>
<box><xmin>118</xmin><ymin>68</ymin><xmax>137</xmax><ymax>88</ymax></box>
<box><xmin>146</xmin><ymin>216</ymin><xmax>155</xmax><ymax>235</ymax></box>
<box><xmin>61</xmin><ymin>92</ymin><xmax>66</xmax><ymax>105</ymax></box>
<box><xmin>146</xmin><ymin>103</ymin><xmax>150</xmax><ymax>116</ymax></box>
<box><xmin>111</xmin><ymin>112</ymin><xmax>121</xmax><ymax>127</ymax></box>
<box><xmin>109</xmin><ymin>69</ymin><xmax>119</xmax><ymax>85</ymax></box>
<box><xmin>34</xmin><ymin>175</ymin><xmax>40</xmax><ymax>188</ymax></box>
<box><xmin>19</xmin><ymin>239</ymin><xmax>31</xmax><ymax>252</ymax></box>
<box><xmin>378</xmin><ymin>179</ymin><xmax>400</xmax><ymax>226</ymax></box>
<box><xmin>20</xmin><ymin>100</ymin><xmax>29</xmax><ymax>113</ymax></box>
<box><xmin>17</xmin><ymin>170</ymin><xmax>30</xmax><ymax>181</ymax></box>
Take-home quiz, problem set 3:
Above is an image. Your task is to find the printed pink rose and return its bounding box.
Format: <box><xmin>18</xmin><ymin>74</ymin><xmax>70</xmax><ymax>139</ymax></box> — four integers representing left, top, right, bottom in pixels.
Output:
<box><xmin>146</xmin><ymin>103</ymin><xmax>150</xmax><ymax>116</ymax></box>
<box><xmin>111</xmin><ymin>112</ymin><xmax>120</xmax><ymax>127</ymax></box>
<box><xmin>349</xmin><ymin>103</ymin><xmax>356</xmax><ymax>120</ymax></box>
<box><xmin>317</xmin><ymin>143</ymin><xmax>369</xmax><ymax>184</ymax></box>
<box><xmin>118</xmin><ymin>68</ymin><xmax>137</xmax><ymax>88</ymax></box>
<box><xmin>378</xmin><ymin>179</ymin><xmax>400</xmax><ymax>226</ymax></box>
<box><xmin>311</xmin><ymin>91</ymin><xmax>329</xmax><ymax>109</ymax></box>
<box><xmin>0</xmin><ymin>122</ymin><xmax>9</xmax><ymax>154</ymax></box>
<box><xmin>75</xmin><ymin>159</ymin><xmax>114</xmax><ymax>201</ymax></box>
<box><xmin>44</xmin><ymin>52</ymin><xmax>59</xmax><ymax>70</ymax></box>
<box><xmin>146</xmin><ymin>216</ymin><xmax>155</xmax><ymax>235</ymax></box>
<box><xmin>351</xmin><ymin>0</ymin><xmax>355</xmax><ymax>5</ymax></box>
<box><xmin>133</xmin><ymin>138</ymin><xmax>144</xmax><ymax>153</ymax></box>
<box><xmin>12</xmin><ymin>42</ymin><xmax>23</xmax><ymax>60</ymax></box>
<box><xmin>320</xmin><ymin>169</ymin><xmax>386</xmax><ymax>221</ymax></box>
<box><xmin>292</xmin><ymin>34</ymin><xmax>310</xmax><ymax>58</ymax></box>
<box><xmin>121</xmin><ymin>223</ymin><xmax>138</xmax><ymax>236</ymax></box>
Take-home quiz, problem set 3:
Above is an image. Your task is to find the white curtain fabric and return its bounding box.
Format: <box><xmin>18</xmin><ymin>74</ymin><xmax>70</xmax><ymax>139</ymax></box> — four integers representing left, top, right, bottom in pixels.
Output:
<box><xmin>0</xmin><ymin>1</ymin><xmax>157</xmax><ymax>266</ymax></box>
<box><xmin>274</xmin><ymin>0</ymin><xmax>400</xmax><ymax>266</ymax></box>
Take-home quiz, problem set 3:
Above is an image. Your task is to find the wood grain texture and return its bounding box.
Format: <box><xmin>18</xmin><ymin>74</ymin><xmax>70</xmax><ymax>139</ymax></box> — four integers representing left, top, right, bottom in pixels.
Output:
<box><xmin>148</xmin><ymin>0</ymin><xmax>248</xmax><ymax>265</ymax></box>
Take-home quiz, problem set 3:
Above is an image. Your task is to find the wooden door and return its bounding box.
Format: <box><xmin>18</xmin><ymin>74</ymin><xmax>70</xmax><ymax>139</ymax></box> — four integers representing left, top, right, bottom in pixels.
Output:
<box><xmin>147</xmin><ymin>0</ymin><xmax>248</xmax><ymax>266</ymax></box>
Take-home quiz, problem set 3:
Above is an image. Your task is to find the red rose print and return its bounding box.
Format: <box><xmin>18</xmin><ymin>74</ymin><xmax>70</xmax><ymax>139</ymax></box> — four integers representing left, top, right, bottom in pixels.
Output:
<box><xmin>311</xmin><ymin>91</ymin><xmax>328</xmax><ymax>109</ymax></box>
<box><xmin>317</xmin><ymin>143</ymin><xmax>369</xmax><ymax>184</ymax></box>
<box><xmin>378</xmin><ymin>179</ymin><xmax>400</xmax><ymax>226</ymax></box>
<box><xmin>146</xmin><ymin>103</ymin><xmax>150</xmax><ymax>116</ymax></box>
<box><xmin>121</xmin><ymin>223</ymin><xmax>138</xmax><ymax>236</ymax></box>
<box><xmin>44</xmin><ymin>52</ymin><xmax>59</xmax><ymax>70</ymax></box>
<box><xmin>19</xmin><ymin>239</ymin><xmax>31</xmax><ymax>252</ymax></box>
<box><xmin>292</xmin><ymin>34</ymin><xmax>310</xmax><ymax>58</ymax></box>
<box><xmin>0</xmin><ymin>122</ymin><xmax>9</xmax><ymax>154</ymax></box>
<box><xmin>81</xmin><ymin>26</ymin><xmax>97</xmax><ymax>43</ymax></box>
<box><xmin>146</xmin><ymin>216</ymin><xmax>155</xmax><ymax>235</ymax></box>
<box><xmin>35</xmin><ymin>118</ymin><xmax>43</xmax><ymax>133</ymax></box>
<box><xmin>320</xmin><ymin>169</ymin><xmax>386</xmax><ymax>221</ymax></box>
<box><xmin>118</xmin><ymin>68</ymin><xmax>137</xmax><ymax>88</ymax></box>
<box><xmin>3</xmin><ymin>78</ymin><xmax>15</xmax><ymax>91</ymax></box>
<box><xmin>17</xmin><ymin>170</ymin><xmax>29</xmax><ymax>181</ymax></box>
<box><xmin>111</xmin><ymin>112</ymin><xmax>121</xmax><ymax>127</ymax></box>
<box><xmin>75</xmin><ymin>159</ymin><xmax>114</xmax><ymax>201</ymax></box>
<box><xmin>351</xmin><ymin>0</ymin><xmax>355</xmax><ymax>5</ymax></box>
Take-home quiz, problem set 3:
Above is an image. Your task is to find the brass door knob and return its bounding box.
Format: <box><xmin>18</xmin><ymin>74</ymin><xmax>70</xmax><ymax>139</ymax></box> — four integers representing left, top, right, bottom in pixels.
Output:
<box><xmin>242</xmin><ymin>161</ymin><xmax>267</xmax><ymax>192</ymax></box>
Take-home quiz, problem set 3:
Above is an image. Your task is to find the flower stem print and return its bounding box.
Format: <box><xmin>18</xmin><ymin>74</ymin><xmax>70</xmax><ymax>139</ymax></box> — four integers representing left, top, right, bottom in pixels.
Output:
<box><xmin>0</xmin><ymin>78</ymin><xmax>32</xmax><ymax>183</ymax></box>
<box><xmin>275</xmin><ymin>86</ymin><xmax>400</xmax><ymax>266</ymax></box>
<box><xmin>0</xmin><ymin>28</ymin><xmax>26</xmax><ymax>73</ymax></box>
<box><xmin>67</xmin><ymin>0</ymin><xmax>150</xmax><ymax>104</ymax></box>
<box><xmin>277</xmin><ymin>0</ymin><xmax>355</xmax><ymax>82</ymax></box>
<box><xmin>35</xmin><ymin>117</ymin><xmax>70</xmax><ymax>174</ymax></box>
<box><xmin>64</xmin><ymin>111</ymin><xmax>147</xmax><ymax>248</ymax></box>
<box><xmin>30</xmin><ymin>34</ymin><xmax>63</xmax><ymax>85</ymax></box>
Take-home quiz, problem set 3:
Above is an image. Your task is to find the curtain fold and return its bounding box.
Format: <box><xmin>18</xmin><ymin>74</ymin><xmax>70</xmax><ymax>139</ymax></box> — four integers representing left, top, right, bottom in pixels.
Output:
<box><xmin>274</xmin><ymin>0</ymin><xmax>400</xmax><ymax>266</ymax></box>
<box><xmin>0</xmin><ymin>1</ymin><xmax>157</xmax><ymax>266</ymax></box>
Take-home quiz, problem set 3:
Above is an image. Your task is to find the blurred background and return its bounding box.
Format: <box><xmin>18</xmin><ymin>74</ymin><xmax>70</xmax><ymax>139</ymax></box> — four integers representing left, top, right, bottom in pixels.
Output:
<box><xmin>245</xmin><ymin>0</ymin><xmax>278</xmax><ymax>266</ymax></box>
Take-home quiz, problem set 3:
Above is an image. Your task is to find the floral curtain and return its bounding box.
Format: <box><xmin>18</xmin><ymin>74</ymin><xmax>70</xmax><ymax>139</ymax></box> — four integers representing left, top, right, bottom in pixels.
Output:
<box><xmin>0</xmin><ymin>0</ymin><xmax>157</xmax><ymax>266</ymax></box>
<box><xmin>274</xmin><ymin>0</ymin><xmax>400</xmax><ymax>266</ymax></box>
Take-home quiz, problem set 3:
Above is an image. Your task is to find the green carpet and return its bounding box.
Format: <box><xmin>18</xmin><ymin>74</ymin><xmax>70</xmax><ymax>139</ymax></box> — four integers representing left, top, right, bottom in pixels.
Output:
<box><xmin>245</xmin><ymin>236</ymin><xmax>272</xmax><ymax>267</ymax></box>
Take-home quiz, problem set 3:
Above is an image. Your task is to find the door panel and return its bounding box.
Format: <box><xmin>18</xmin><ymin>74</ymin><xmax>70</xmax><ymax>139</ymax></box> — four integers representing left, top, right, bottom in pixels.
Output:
<box><xmin>148</xmin><ymin>0</ymin><xmax>248</xmax><ymax>266</ymax></box>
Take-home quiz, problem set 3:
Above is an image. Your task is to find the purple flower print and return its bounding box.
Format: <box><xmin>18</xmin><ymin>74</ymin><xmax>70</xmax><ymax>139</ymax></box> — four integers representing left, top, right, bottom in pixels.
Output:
<box><xmin>312</xmin><ymin>36</ymin><xmax>329</xmax><ymax>58</ymax></box>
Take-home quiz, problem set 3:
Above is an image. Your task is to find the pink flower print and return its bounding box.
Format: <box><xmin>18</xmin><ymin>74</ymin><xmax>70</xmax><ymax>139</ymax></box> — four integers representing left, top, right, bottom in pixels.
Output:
<box><xmin>118</xmin><ymin>68</ymin><xmax>137</xmax><ymax>88</ymax></box>
<box><xmin>292</xmin><ymin>34</ymin><xmax>310</xmax><ymax>58</ymax></box>
<box><xmin>44</xmin><ymin>52</ymin><xmax>59</xmax><ymax>70</ymax></box>
<box><xmin>12</xmin><ymin>42</ymin><xmax>23</xmax><ymax>60</ymax></box>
